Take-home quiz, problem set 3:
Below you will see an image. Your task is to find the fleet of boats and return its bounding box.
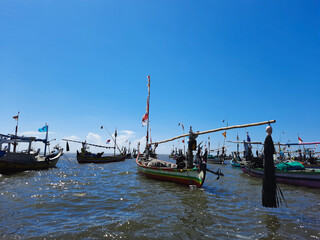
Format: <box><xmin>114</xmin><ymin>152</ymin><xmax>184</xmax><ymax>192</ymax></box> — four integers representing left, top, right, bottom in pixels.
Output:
<box><xmin>1</xmin><ymin>77</ymin><xmax>319</xmax><ymax>191</ymax></box>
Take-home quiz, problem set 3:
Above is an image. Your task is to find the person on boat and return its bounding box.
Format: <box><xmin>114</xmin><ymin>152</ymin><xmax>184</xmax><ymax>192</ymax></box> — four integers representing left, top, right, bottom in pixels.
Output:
<box><xmin>262</xmin><ymin>125</ymin><xmax>277</xmax><ymax>208</ymax></box>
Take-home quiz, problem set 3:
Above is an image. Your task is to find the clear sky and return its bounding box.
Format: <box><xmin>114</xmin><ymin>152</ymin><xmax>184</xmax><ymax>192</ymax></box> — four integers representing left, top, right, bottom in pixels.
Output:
<box><xmin>1</xmin><ymin>0</ymin><xmax>319</xmax><ymax>154</ymax></box>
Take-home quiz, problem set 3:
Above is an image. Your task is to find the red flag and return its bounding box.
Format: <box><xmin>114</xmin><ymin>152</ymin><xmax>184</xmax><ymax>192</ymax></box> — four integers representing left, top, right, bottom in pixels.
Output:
<box><xmin>298</xmin><ymin>137</ymin><xmax>303</xmax><ymax>143</ymax></box>
<box><xmin>222</xmin><ymin>131</ymin><xmax>227</xmax><ymax>138</ymax></box>
<box><xmin>182</xmin><ymin>140</ymin><xmax>185</xmax><ymax>143</ymax></box>
<box><xmin>142</xmin><ymin>113</ymin><xmax>148</xmax><ymax>126</ymax></box>
<box><xmin>142</xmin><ymin>75</ymin><xmax>150</xmax><ymax>126</ymax></box>
<box><xmin>12</xmin><ymin>111</ymin><xmax>20</xmax><ymax>120</ymax></box>
<box><xmin>106</xmin><ymin>139</ymin><xmax>111</xmax><ymax>144</ymax></box>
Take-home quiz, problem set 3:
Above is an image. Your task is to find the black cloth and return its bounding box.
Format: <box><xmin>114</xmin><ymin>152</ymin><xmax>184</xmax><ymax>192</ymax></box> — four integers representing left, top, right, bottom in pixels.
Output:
<box><xmin>262</xmin><ymin>135</ymin><xmax>277</xmax><ymax>208</ymax></box>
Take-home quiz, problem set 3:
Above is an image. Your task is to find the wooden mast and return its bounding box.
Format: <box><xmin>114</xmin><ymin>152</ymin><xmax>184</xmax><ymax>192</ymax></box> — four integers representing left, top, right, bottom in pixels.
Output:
<box><xmin>13</xmin><ymin>111</ymin><xmax>20</xmax><ymax>153</ymax></box>
<box><xmin>222</xmin><ymin>121</ymin><xmax>228</xmax><ymax>159</ymax></box>
<box><xmin>145</xmin><ymin>75</ymin><xmax>151</xmax><ymax>156</ymax></box>
<box><xmin>44</xmin><ymin>124</ymin><xmax>49</xmax><ymax>156</ymax></box>
<box><xmin>114</xmin><ymin>128</ymin><xmax>117</xmax><ymax>156</ymax></box>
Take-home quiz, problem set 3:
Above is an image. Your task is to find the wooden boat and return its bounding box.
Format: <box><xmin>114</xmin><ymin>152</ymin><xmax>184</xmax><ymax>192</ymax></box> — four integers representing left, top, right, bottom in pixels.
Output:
<box><xmin>136</xmin><ymin>153</ymin><xmax>207</xmax><ymax>187</ymax></box>
<box><xmin>63</xmin><ymin>138</ymin><xmax>126</xmax><ymax>164</ymax></box>
<box><xmin>242</xmin><ymin>164</ymin><xmax>320</xmax><ymax>188</ymax></box>
<box><xmin>136</xmin><ymin>75</ymin><xmax>275</xmax><ymax>188</ymax></box>
<box><xmin>230</xmin><ymin>158</ymin><xmax>242</xmax><ymax>168</ymax></box>
<box><xmin>0</xmin><ymin>148</ymin><xmax>62</xmax><ymax>174</ymax></box>
<box><xmin>76</xmin><ymin>150</ymin><xmax>126</xmax><ymax>164</ymax></box>
<box><xmin>207</xmin><ymin>155</ymin><xmax>225</xmax><ymax>164</ymax></box>
<box><xmin>0</xmin><ymin>130</ymin><xmax>63</xmax><ymax>174</ymax></box>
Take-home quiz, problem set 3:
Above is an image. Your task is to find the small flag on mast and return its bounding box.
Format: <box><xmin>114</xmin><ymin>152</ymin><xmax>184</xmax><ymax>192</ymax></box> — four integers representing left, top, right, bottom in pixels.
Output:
<box><xmin>13</xmin><ymin>112</ymin><xmax>20</xmax><ymax>120</ymax></box>
<box><xmin>106</xmin><ymin>139</ymin><xmax>111</xmax><ymax>144</ymax></box>
<box><xmin>142</xmin><ymin>113</ymin><xmax>148</xmax><ymax>126</ymax></box>
<box><xmin>38</xmin><ymin>125</ymin><xmax>48</xmax><ymax>132</ymax></box>
<box><xmin>178</xmin><ymin>123</ymin><xmax>184</xmax><ymax>131</ymax></box>
<box><xmin>222</xmin><ymin>131</ymin><xmax>226</xmax><ymax>138</ymax></box>
<box><xmin>142</xmin><ymin>75</ymin><xmax>150</xmax><ymax>126</ymax></box>
<box><xmin>298</xmin><ymin>137</ymin><xmax>303</xmax><ymax>143</ymax></box>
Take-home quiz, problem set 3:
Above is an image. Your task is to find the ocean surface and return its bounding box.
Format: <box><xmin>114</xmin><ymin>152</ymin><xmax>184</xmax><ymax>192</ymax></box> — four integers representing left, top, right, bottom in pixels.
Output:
<box><xmin>0</xmin><ymin>154</ymin><xmax>319</xmax><ymax>239</ymax></box>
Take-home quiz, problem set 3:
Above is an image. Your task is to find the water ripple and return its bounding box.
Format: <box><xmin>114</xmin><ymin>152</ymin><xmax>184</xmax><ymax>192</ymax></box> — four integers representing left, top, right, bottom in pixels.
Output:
<box><xmin>0</xmin><ymin>155</ymin><xmax>319</xmax><ymax>239</ymax></box>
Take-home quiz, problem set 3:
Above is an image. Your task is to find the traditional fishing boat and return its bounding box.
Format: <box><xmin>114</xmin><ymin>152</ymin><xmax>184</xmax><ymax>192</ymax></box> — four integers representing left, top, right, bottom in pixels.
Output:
<box><xmin>63</xmin><ymin>138</ymin><xmax>126</xmax><ymax>164</ymax></box>
<box><xmin>77</xmin><ymin>150</ymin><xmax>126</xmax><ymax>163</ymax></box>
<box><xmin>230</xmin><ymin>153</ymin><xmax>244</xmax><ymax>168</ymax></box>
<box><xmin>230</xmin><ymin>158</ymin><xmax>241</xmax><ymax>168</ymax></box>
<box><xmin>136</xmin><ymin>151</ymin><xmax>207</xmax><ymax>187</ymax></box>
<box><xmin>207</xmin><ymin>154</ymin><xmax>225</xmax><ymax>164</ymax></box>
<box><xmin>136</xmin><ymin>75</ymin><xmax>275</xmax><ymax>188</ymax></box>
<box><xmin>206</xmin><ymin>138</ymin><xmax>225</xmax><ymax>164</ymax></box>
<box><xmin>0</xmin><ymin>129</ymin><xmax>63</xmax><ymax>174</ymax></box>
<box><xmin>242</xmin><ymin>163</ymin><xmax>320</xmax><ymax>188</ymax></box>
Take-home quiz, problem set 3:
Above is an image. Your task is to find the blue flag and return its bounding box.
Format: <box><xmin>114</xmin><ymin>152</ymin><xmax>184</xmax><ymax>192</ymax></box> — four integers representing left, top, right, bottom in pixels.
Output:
<box><xmin>38</xmin><ymin>125</ymin><xmax>48</xmax><ymax>132</ymax></box>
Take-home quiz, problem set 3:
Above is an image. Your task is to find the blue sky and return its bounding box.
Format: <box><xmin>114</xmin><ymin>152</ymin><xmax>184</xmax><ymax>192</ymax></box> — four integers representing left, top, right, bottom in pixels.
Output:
<box><xmin>1</xmin><ymin>0</ymin><xmax>319</xmax><ymax>154</ymax></box>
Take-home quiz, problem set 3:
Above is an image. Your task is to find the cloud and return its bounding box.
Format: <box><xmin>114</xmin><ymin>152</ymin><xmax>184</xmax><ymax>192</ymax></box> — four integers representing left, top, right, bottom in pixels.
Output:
<box><xmin>65</xmin><ymin>135</ymin><xmax>81</xmax><ymax>141</ymax></box>
<box><xmin>120</xmin><ymin>130</ymin><xmax>134</xmax><ymax>136</ymax></box>
<box><xmin>86</xmin><ymin>132</ymin><xmax>104</xmax><ymax>145</ymax></box>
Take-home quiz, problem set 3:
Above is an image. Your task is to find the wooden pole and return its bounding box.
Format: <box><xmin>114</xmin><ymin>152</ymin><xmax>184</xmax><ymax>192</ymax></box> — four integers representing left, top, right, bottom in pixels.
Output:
<box><xmin>13</xmin><ymin>112</ymin><xmax>20</xmax><ymax>153</ymax></box>
<box><xmin>62</xmin><ymin>138</ymin><xmax>115</xmax><ymax>149</ymax></box>
<box><xmin>44</xmin><ymin>124</ymin><xmax>48</xmax><ymax>156</ymax></box>
<box><xmin>146</xmin><ymin>76</ymin><xmax>150</xmax><ymax>154</ymax></box>
<box><xmin>152</xmin><ymin>120</ymin><xmax>276</xmax><ymax>145</ymax></box>
<box><xmin>114</xmin><ymin>128</ymin><xmax>117</xmax><ymax>156</ymax></box>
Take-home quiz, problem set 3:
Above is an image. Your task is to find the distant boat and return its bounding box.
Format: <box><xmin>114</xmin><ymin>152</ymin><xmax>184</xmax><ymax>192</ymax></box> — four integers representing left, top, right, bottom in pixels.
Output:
<box><xmin>76</xmin><ymin>150</ymin><xmax>126</xmax><ymax>164</ymax></box>
<box><xmin>230</xmin><ymin>159</ymin><xmax>241</xmax><ymax>168</ymax></box>
<box><xmin>242</xmin><ymin>164</ymin><xmax>320</xmax><ymax>188</ymax></box>
<box><xmin>63</xmin><ymin>137</ymin><xmax>126</xmax><ymax>164</ymax></box>
<box><xmin>207</xmin><ymin>155</ymin><xmax>225</xmax><ymax>164</ymax></box>
<box><xmin>0</xmin><ymin>132</ymin><xmax>63</xmax><ymax>174</ymax></box>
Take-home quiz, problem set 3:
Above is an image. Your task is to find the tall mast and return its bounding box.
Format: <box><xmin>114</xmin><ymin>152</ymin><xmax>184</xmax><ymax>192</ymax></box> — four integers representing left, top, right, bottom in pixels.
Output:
<box><xmin>146</xmin><ymin>75</ymin><xmax>151</xmax><ymax>152</ymax></box>
<box><xmin>114</xmin><ymin>128</ymin><xmax>117</xmax><ymax>156</ymax></box>
<box><xmin>223</xmin><ymin>121</ymin><xmax>228</xmax><ymax>156</ymax></box>
<box><xmin>13</xmin><ymin>111</ymin><xmax>20</xmax><ymax>153</ymax></box>
<box><xmin>237</xmin><ymin>134</ymin><xmax>239</xmax><ymax>154</ymax></box>
<box><xmin>44</xmin><ymin>123</ymin><xmax>48</xmax><ymax>156</ymax></box>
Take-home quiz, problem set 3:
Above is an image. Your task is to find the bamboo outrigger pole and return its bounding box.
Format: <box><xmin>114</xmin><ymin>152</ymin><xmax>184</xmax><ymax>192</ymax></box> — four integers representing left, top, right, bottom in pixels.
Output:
<box><xmin>152</xmin><ymin>120</ymin><xmax>276</xmax><ymax>145</ymax></box>
<box><xmin>62</xmin><ymin>139</ymin><xmax>115</xmax><ymax>149</ymax></box>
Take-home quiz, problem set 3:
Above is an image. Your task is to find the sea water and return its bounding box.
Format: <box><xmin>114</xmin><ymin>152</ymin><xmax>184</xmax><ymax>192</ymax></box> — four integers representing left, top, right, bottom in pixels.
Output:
<box><xmin>0</xmin><ymin>154</ymin><xmax>319</xmax><ymax>239</ymax></box>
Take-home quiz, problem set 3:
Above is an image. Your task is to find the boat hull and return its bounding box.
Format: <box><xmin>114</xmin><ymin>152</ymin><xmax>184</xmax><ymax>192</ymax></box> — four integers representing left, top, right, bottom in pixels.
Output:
<box><xmin>77</xmin><ymin>152</ymin><xmax>126</xmax><ymax>164</ymax></box>
<box><xmin>207</xmin><ymin>156</ymin><xmax>224</xmax><ymax>164</ymax></box>
<box><xmin>242</xmin><ymin>166</ymin><xmax>320</xmax><ymax>188</ymax></box>
<box><xmin>0</xmin><ymin>150</ymin><xmax>62</xmax><ymax>174</ymax></box>
<box><xmin>230</xmin><ymin>159</ymin><xmax>241</xmax><ymax>168</ymax></box>
<box><xmin>136</xmin><ymin>157</ymin><xmax>206</xmax><ymax>188</ymax></box>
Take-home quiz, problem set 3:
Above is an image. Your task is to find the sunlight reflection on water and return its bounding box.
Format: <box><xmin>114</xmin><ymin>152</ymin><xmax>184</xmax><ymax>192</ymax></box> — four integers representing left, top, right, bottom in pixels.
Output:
<box><xmin>0</xmin><ymin>154</ymin><xmax>319</xmax><ymax>239</ymax></box>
